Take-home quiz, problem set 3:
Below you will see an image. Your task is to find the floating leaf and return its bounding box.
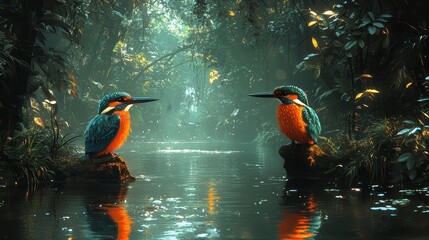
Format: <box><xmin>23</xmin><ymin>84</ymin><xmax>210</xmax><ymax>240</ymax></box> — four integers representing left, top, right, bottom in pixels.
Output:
<box><xmin>398</xmin><ymin>153</ymin><xmax>413</xmax><ymax>163</ymax></box>
<box><xmin>311</xmin><ymin>37</ymin><xmax>319</xmax><ymax>48</ymax></box>
<box><xmin>209</xmin><ymin>69</ymin><xmax>220</xmax><ymax>84</ymax></box>
<box><xmin>406</xmin><ymin>82</ymin><xmax>412</xmax><ymax>88</ymax></box>
<box><xmin>229</xmin><ymin>10</ymin><xmax>235</xmax><ymax>16</ymax></box>
<box><xmin>308</xmin><ymin>21</ymin><xmax>317</xmax><ymax>27</ymax></box>
<box><xmin>230</xmin><ymin>108</ymin><xmax>239</xmax><ymax>117</ymax></box>
<box><xmin>361</xmin><ymin>73</ymin><xmax>373</xmax><ymax>78</ymax></box>
<box><xmin>355</xmin><ymin>92</ymin><xmax>364</xmax><ymax>100</ymax></box>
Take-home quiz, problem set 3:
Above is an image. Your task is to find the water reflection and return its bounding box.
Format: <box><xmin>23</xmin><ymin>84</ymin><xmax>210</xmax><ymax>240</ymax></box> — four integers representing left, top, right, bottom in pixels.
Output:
<box><xmin>279</xmin><ymin>190</ymin><xmax>322</xmax><ymax>240</ymax></box>
<box><xmin>84</xmin><ymin>183</ymin><xmax>133</xmax><ymax>240</ymax></box>
<box><xmin>204</xmin><ymin>181</ymin><xmax>220</xmax><ymax>215</ymax></box>
<box><xmin>2</xmin><ymin>143</ymin><xmax>429</xmax><ymax>239</ymax></box>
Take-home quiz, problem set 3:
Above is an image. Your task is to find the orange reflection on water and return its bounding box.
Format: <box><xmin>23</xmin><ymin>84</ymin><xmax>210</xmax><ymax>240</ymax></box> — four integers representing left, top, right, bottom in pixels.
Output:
<box><xmin>204</xmin><ymin>181</ymin><xmax>220</xmax><ymax>215</ymax></box>
<box><xmin>106</xmin><ymin>205</ymin><xmax>133</xmax><ymax>240</ymax></box>
<box><xmin>278</xmin><ymin>195</ymin><xmax>318</xmax><ymax>240</ymax></box>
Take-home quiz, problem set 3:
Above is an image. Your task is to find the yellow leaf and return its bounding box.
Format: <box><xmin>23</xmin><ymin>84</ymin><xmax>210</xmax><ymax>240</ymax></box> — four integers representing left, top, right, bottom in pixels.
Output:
<box><xmin>229</xmin><ymin>10</ymin><xmax>235</xmax><ymax>16</ymax></box>
<box><xmin>360</xmin><ymin>73</ymin><xmax>373</xmax><ymax>78</ymax></box>
<box><xmin>309</xmin><ymin>10</ymin><xmax>317</xmax><ymax>16</ymax></box>
<box><xmin>421</xmin><ymin>111</ymin><xmax>429</xmax><ymax>119</ymax></box>
<box><xmin>355</xmin><ymin>92</ymin><xmax>364</xmax><ymax>100</ymax></box>
<box><xmin>322</xmin><ymin>10</ymin><xmax>335</xmax><ymax>15</ymax></box>
<box><xmin>34</xmin><ymin>117</ymin><xmax>44</xmax><ymax>127</ymax></box>
<box><xmin>267</xmin><ymin>7</ymin><xmax>275</xmax><ymax>14</ymax></box>
<box><xmin>308</xmin><ymin>21</ymin><xmax>317</xmax><ymax>27</ymax></box>
<box><xmin>406</xmin><ymin>82</ymin><xmax>412</xmax><ymax>88</ymax></box>
<box><xmin>365</xmin><ymin>89</ymin><xmax>379</xmax><ymax>94</ymax></box>
<box><xmin>311</xmin><ymin>37</ymin><xmax>319</xmax><ymax>49</ymax></box>
<box><xmin>209</xmin><ymin>69</ymin><xmax>220</xmax><ymax>84</ymax></box>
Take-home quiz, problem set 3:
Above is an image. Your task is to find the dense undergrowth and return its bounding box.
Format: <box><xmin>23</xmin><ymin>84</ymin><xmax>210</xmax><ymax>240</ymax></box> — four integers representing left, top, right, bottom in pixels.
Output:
<box><xmin>0</xmin><ymin>122</ymin><xmax>77</xmax><ymax>191</ymax></box>
<box><xmin>316</xmin><ymin>118</ymin><xmax>429</xmax><ymax>186</ymax></box>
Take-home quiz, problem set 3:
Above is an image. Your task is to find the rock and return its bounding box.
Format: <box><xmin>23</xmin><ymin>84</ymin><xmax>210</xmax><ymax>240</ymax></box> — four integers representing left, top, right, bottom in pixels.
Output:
<box><xmin>279</xmin><ymin>143</ymin><xmax>339</xmax><ymax>183</ymax></box>
<box><xmin>56</xmin><ymin>154</ymin><xmax>135</xmax><ymax>183</ymax></box>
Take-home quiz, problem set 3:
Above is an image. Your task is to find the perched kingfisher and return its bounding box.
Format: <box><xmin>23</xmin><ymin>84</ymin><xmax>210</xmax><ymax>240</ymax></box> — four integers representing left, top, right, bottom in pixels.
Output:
<box><xmin>249</xmin><ymin>85</ymin><xmax>321</xmax><ymax>145</ymax></box>
<box><xmin>84</xmin><ymin>92</ymin><xmax>158</xmax><ymax>157</ymax></box>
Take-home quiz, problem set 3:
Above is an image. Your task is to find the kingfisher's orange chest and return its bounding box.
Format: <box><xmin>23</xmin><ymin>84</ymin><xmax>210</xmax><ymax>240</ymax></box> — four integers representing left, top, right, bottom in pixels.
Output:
<box><xmin>277</xmin><ymin>104</ymin><xmax>313</xmax><ymax>144</ymax></box>
<box><xmin>97</xmin><ymin>111</ymin><xmax>131</xmax><ymax>156</ymax></box>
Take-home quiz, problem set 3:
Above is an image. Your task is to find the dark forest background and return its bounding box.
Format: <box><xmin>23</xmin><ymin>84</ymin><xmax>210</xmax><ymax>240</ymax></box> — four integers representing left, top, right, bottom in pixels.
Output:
<box><xmin>1</xmin><ymin>0</ymin><xmax>428</xmax><ymax>187</ymax></box>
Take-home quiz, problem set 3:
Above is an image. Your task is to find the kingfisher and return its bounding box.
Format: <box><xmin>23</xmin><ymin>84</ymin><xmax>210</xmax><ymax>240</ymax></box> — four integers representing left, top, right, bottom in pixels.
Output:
<box><xmin>84</xmin><ymin>92</ymin><xmax>158</xmax><ymax>157</ymax></box>
<box><xmin>249</xmin><ymin>85</ymin><xmax>321</xmax><ymax>149</ymax></box>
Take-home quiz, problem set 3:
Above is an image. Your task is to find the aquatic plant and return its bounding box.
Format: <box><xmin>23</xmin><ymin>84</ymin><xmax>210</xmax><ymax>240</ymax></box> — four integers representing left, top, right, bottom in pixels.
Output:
<box><xmin>335</xmin><ymin>119</ymin><xmax>403</xmax><ymax>185</ymax></box>
<box><xmin>0</xmin><ymin>119</ymin><xmax>78</xmax><ymax>191</ymax></box>
<box><xmin>396</xmin><ymin>120</ymin><xmax>429</xmax><ymax>183</ymax></box>
<box><xmin>0</xmin><ymin>124</ymin><xmax>54</xmax><ymax>190</ymax></box>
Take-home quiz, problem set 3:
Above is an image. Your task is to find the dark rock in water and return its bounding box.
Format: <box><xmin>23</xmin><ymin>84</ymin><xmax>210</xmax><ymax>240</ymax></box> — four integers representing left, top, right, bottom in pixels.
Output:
<box><xmin>56</xmin><ymin>154</ymin><xmax>135</xmax><ymax>183</ymax></box>
<box><xmin>279</xmin><ymin>143</ymin><xmax>339</xmax><ymax>184</ymax></box>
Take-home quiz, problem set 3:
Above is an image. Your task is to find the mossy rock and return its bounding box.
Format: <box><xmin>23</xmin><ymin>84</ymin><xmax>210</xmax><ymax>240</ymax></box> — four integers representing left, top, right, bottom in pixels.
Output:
<box><xmin>56</xmin><ymin>154</ymin><xmax>135</xmax><ymax>183</ymax></box>
<box><xmin>279</xmin><ymin>143</ymin><xmax>340</xmax><ymax>183</ymax></box>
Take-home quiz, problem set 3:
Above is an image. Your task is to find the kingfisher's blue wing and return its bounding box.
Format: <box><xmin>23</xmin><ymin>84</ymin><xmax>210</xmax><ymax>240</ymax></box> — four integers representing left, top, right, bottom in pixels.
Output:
<box><xmin>302</xmin><ymin>105</ymin><xmax>321</xmax><ymax>144</ymax></box>
<box><xmin>84</xmin><ymin>114</ymin><xmax>120</xmax><ymax>155</ymax></box>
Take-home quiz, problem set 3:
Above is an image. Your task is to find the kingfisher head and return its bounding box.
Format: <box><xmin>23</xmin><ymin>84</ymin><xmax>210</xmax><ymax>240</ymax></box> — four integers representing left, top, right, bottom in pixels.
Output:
<box><xmin>248</xmin><ymin>85</ymin><xmax>309</xmax><ymax>106</ymax></box>
<box><xmin>98</xmin><ymin>92</ymin><xmax>158</xmax><ymax>115</ymax></box>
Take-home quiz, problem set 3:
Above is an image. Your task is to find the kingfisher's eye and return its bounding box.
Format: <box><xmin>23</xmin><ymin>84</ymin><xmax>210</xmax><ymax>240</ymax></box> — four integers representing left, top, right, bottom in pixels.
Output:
<box><xmin>118</xmin><ymin>97</ymin><xmax>124</xmax><ymax>102</ymax></box>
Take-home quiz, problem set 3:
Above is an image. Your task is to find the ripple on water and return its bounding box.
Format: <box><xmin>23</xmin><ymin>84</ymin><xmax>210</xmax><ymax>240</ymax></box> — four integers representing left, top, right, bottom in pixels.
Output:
<box><xmin>156</xmin><ymin>149</ymin><xmax>241</xmax><ymax>154</ymax></box>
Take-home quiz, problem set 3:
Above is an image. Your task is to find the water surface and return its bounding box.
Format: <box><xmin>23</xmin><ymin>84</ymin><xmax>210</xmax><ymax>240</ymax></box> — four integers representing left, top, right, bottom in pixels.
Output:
<box><xmin>1</xmin><ymin>142</ymin><xmax>429</xmax><ymax>239</ymax></box>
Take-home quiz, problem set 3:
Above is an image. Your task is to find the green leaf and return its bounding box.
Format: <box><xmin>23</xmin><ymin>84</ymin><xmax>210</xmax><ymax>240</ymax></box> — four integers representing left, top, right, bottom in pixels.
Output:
<box><xmin>383</xmin><ymin>36</ymin><xmax>390</xmax><ymax>49</ymax></box>
<box><xmin>406</xmin><ymin>157</ymin><xmax>415</xmax><ymax>170</ymax></box>
<box><xmin>367</xmin><ymin>26</ymin><xmax>377</xmax><ymax>35</ymax></box>
<box><xmin>417</xmin><ymin>98</ymin><xmax>429</xmax><ymax>102</ymax></box>
<box><xmin>373</xmin><ymin>22</ymin><xmax>385</xmax><ymax>28</ymax></box>
<box><xmin>408</xmin><ymin>169</ymin><xmax>417</xmax><ymax>180</ymax></box>
<box><xmin>402</xmin><ymin>120</ymin><xmax>416</xmax><ymax>125</ymax></box>
<box><xmin>396</xmin><ymin>128</ymin><xmax>410</xmax><ymax>136</ymax></box>
<box><xmin>377</xmin><ymin>18</ymin><xmax>388</xmax><ymax>23</ymax></box>
<box><xmin>398</xmin><ymin>153</ymin><xmax>413</xmax><ymax>163</ymax></box>
<box><xmin>368</xmin><ymin>12</ymin><xmax>375</xmax><ymax>21</ymax></box>
<box><xmin>358</xmin><ymin>19</ymin><xmax>371</xmax><ymax>28</ymax></box>
<box><xmin>379</xmin><ymin>14</ymin><xmax>393</xmax><ymax>18</ymax></box>
<box><xmin>344</xmin><ymin>40</ymin><xmax>357</xmax><ymax>50</ymax></box>
<box><xmin>358</xmin><ymin>39</ymin><xmax>365</xmax><ymax>48</ymax></box>
<box><xmin>408</xmin><ymin>127</ymin><xmax>421</xmax><ymax>136</ymax></box>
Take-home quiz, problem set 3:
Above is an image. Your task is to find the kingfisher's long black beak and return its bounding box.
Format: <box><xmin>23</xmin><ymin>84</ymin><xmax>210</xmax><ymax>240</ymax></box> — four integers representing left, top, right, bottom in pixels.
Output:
<box><xmin>248</xmin><ymin>92</ymin><xmax>276</xmax><ymax>98</ymax></box>
<box><xmin>128</xmin><ymin>97</ymin><xmax>158</xmax><ymax>104</ymax></box>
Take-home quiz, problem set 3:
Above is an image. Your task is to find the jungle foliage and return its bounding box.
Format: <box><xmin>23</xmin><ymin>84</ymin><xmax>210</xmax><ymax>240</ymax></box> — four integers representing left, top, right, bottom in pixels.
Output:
<box><xmin>0</xmin><ymin>0</ymin><xmax>428</xmax><ymax>187</ymax></box>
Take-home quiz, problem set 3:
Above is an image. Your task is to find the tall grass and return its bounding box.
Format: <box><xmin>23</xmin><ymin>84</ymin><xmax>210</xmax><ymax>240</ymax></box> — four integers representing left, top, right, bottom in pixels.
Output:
<box><xmin>0</xmin><ymin>122</ymin><xmax>77</xmax><ymax>191</ymax></box>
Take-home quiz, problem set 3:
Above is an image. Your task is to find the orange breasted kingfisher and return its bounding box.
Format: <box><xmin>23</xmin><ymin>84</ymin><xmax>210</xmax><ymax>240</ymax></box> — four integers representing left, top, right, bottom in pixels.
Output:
<box><xmin>84</xmin><ymin>92</ymin><xmax>158</xmax><ymax>157</ymax></box>
<box><xmin>249</xmin><ymin>85</ymin><xmax>321</xmax><ymax>145</ymax></box>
